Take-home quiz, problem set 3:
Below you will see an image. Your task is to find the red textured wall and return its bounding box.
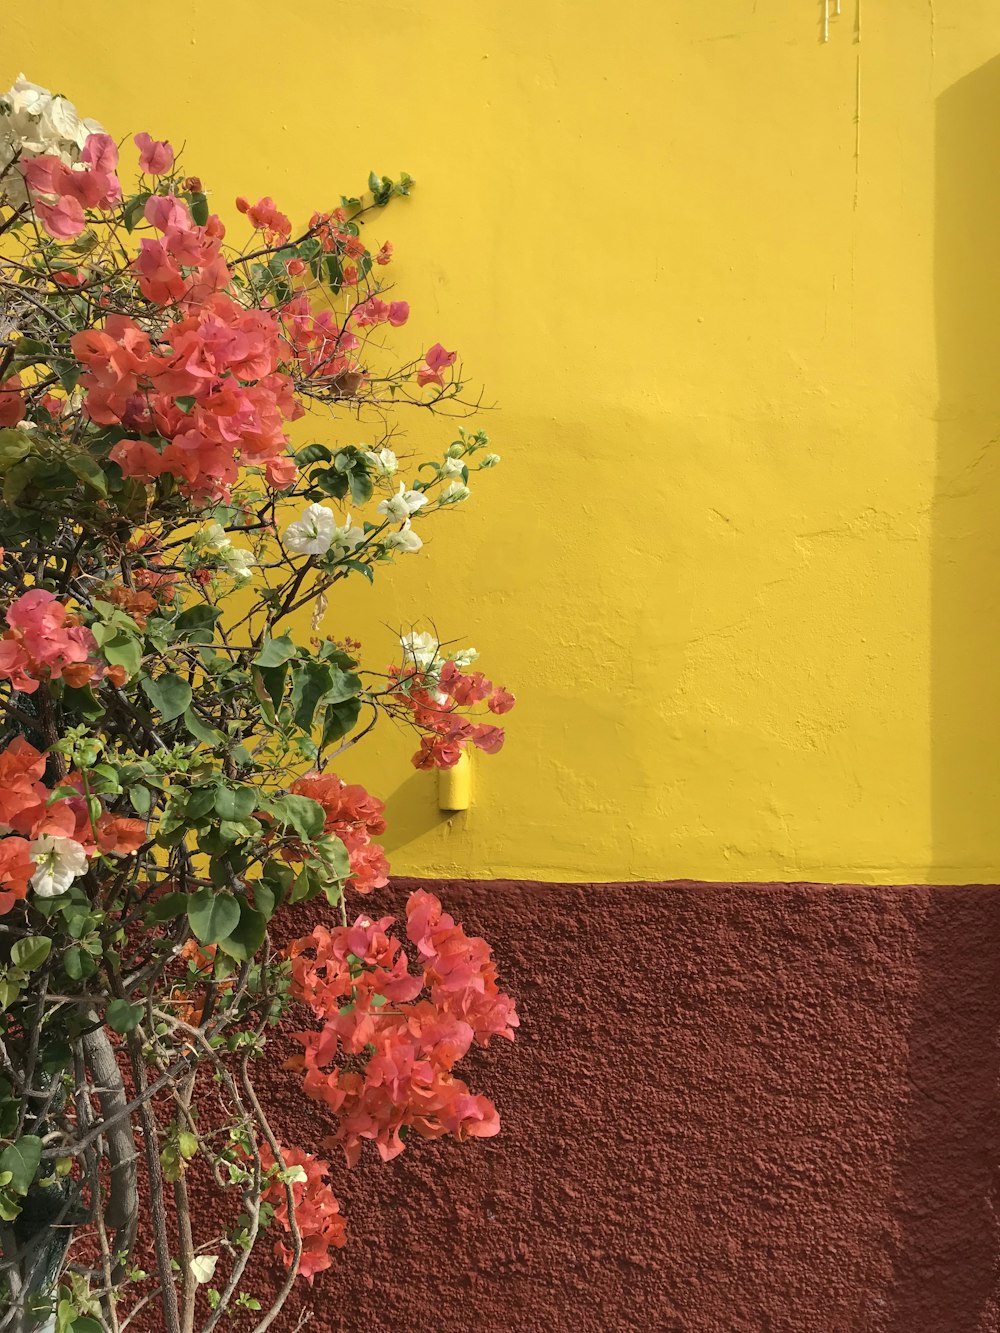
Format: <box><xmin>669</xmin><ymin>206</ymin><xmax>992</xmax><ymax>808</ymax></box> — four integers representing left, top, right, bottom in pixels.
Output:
<box><xmin>221</xmin><ymin>879</ymin><xmax>1000</xmax><ymax>1332</ymax></box>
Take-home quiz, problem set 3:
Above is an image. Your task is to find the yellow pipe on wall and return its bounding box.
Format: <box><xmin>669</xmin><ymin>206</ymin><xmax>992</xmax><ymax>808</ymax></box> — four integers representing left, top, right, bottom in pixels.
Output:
<box><xmin>438</xmin><ymin>751</ymin><xmax>471</xmax><ymax>813</ymax></box>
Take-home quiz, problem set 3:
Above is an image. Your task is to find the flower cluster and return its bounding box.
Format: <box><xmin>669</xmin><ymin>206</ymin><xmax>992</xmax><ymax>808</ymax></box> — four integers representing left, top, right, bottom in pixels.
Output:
<box><xmin>287</xmin><ymin>774</ymin><xmax>389</xmax><ymax>894</ymax></box>
<box><xmin>74</xmin><ymin>278</ymin><xmax>303</xmax><ymax>502</ymax></box>
<box><xmin>21</xmin><ymin>131</ymin><xmax>121</xmax><ymax>239</ymax></box>
<box><xmin>0</xmin><ymin>74</ymin><xmax>515</xmax><ymax>1328</ymax></box>
<box><xmin>287</xmin><ymin>890</ymin><xmax>518</xmax><ymax>1167</ymax></box>
<box><xmin>0</xmin><ymin>74</ymin><xmax>103</xmax><ymax>210</ymax></box>
<box><xmin>0</xmin><ymin>590</ymin><xmax>110</xmax><ymax>693</ymax></box>
<box><xmin>260</xmin><ymin>1144</ymin><xmax>346</xmax><ymax>1283</ymax></box>
<box><xmin>389</xmin><ymin>631</ymin><xmax>515</xmax><ymax>769</ymax></box>
<box><xmin>0</xmin><ymin>737</ymin><xmax>143</xmax><ymax>913</ymax></box>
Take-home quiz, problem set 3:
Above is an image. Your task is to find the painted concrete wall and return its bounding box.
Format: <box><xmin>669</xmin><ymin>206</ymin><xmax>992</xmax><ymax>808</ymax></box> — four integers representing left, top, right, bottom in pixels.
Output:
<box><xmin>8</xmin><ymin>2</ymin><xmax>1000</xmax><ymax>884</ymax></box>
<box><xmin>235</xmin><ymin>879</ymin><xmax>1000</xmax><ymax>1333</ymax></box>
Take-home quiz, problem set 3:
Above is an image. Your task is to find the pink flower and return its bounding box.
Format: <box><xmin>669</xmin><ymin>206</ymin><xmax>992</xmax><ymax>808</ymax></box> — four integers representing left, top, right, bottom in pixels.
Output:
<box><xmin>469</xmin><ymin>724</ymin><xmax>505</xmax><ymax>755</ymax></box>
<box><xmin>134</xmin><ymin>132</ymin><xmax>174</xmax><ymax>176</ymax></box>
<box><xmin>236</xmin><ymin>195</ymin><xmax>291</xmax><ymax>242</ymax></box>
<box><xmin>265</xmin><ymin>454</ymin><xmax>298</xmax><ymax>490</ymax></box>
<box><xmin>20</xmin><ymin>155</ymin><xmax>62</xmax><ymax>195</ymax></box>
<box><xmin>81</xmin><ymin>133</ymin><xmax>119</xmax><ymax>175</ymax></box>
<box><xmin>376</xmin><ymin>241</ymin><xmax>393</xmax><ymax>265</ymax></box>
<box><xmin>388</xmin><ymin>300</ymin><xmax>409</xmax><ymax>326</ymax></box>
<box><xmin>34</xmin><ymin>195</ymin><xmax>86</xmax><ymax>240</ymax></box>
<box><xmin>417</xmin><ymin>342</ymin><xmax>457</xmax><ymax>388</ymax></box>
<box><xmin>488</xmin><ymin>686</ymin><xmax>516</xmax><ymax>714</ymax></box>
<box><xmin>144</xmin><ymin>194</ymin><xmax>192</xmax><ymax>233</ymax></box>
<box><xmin>109</xmin><ymin>439</ymin><xmax>165</xmax><ymax>482</ymax></box>
<box><xmin>0</xmin><ymin>376</ymin><xmax>25</xmax><ymax>428</ymax></box>
<box><xmin>0</xmin><ymin>641</ymin><xmax>37</xmax><ymax>693</ymax></box>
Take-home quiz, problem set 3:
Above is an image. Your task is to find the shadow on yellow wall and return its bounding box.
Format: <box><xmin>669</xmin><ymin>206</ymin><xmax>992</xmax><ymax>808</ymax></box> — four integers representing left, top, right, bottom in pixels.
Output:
<box><xmin>934</xmin><ymin>57</ymin><xmax>1000</xmax><ymax>876</ymax></box>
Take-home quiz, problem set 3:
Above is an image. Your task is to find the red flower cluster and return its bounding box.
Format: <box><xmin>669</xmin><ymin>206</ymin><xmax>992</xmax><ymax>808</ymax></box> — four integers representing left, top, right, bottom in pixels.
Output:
<box><xmin>351</xmin><ymin>296</ymin><xmax>409</xmax><ymax>328</ymax></box>
<box><xmin>21</xmin><ymin>132</ymin><xmax>121</xmax><ymax>239</ymax></box>
<box><xmin>0</xmin><ymin>589</ymin><xmax>109</xmax><ymax>693</ymax></box>
<box><xmin>417</xmin><ymin>342</ymin><xmax>457</xmax><ymax>389</ymax></box>
<box><xmin>288</xmin><ymin>773</ymin><xmax>388</xmax><ymax>894</ymax></box>
<box><xmin>389</xmin><ymin>659</ymin><xmax>515</xmax><ymax>770</ymax></box>
<box><xmin>0</xmin><ymin>738</ymin><xmax>144</xmax><ymax>914</ymax></box>
<box><xmin>236</xmin><ymin>194</ymin><xmax>291</xmax><ymax>245</ymax></box>
<box><xmin>286</xmin><ymin>891</ymin><xmax>518</xmax><ymax>1167</ymax></box>
<box><xmin>279</xmin><ymin>291</ymin><xmax>362</xmax><ymax>391</ymax></box>
<box><xmin>72</xmin><ymin>203</ymin><xmax>305</xmax><ymax>500</ymax></box>
<box><xmin>260</xmin><ymin>1144</ymin><xmax>346</xmax><ymax>1283</ymax></box>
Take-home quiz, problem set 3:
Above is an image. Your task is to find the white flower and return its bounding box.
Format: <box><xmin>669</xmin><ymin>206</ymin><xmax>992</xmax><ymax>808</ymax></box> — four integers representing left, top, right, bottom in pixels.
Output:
<box><xmin>284</xmin><ymin>503</ymin><xmax>337</xmax><ymax>556</ymax></box>
<box><xmin>400</xmin><ymin>631</ymin><xmax>442</xmax><ymax>670</ymax></box>
<box><xmin>220</xmin><ymin>546</ymin><xmax>256</xmax><ymax>585</ymax></box>
<box><xmin>30</xmin><ymin>835</ymin><xmax>88</xmax><ymax>898</ymax></box>
<box><xmin>376</xmin><ymin>482</ymin><xmax>428</xmax><ymax>523</ymax></box>
<box><xmin>440</xmin><ymin>456</ymin><xmax>466</xmax><ymax>478</ymax></box>
<box><xmin>0</xmin><ymin>76</ymin><xmax>103</xmax><ymax>208</ymax></box>
<box><xmin>363</xmin><ymin>447</ymin><xmax>398</xmax><ymax>480</ymax></box>
<box><xmin>329</xmin><ymin>513</ymin><xmax>364</xmax><ymax>554</ymax></box>
<box><xmin>454</xmin><ymin>647</ymin><xmax>479</xmax><ymax>668</ymax></box>
<box><xmin>382</xmin><ymin>521</ymin><xmax>423</xmax><ymax>554</ymax></box>
<box><xmin>440</xmin><ymin>481</ymin><xmax>471</xmax><ymax>504</ymax></box>
<box><xmin>193</xmin><ymin>522</ymin><xmax>230</xmax><ymax>557</ymax></box>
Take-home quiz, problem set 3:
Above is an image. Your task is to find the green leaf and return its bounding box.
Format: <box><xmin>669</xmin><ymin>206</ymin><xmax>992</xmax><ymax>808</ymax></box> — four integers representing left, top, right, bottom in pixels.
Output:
<box><xmin>265</xmin><ymin>793</ymin><xmax>325</xmax><ymax>841</ymax></box>
<box><xmin>0</xmin><ymin>1136</ymin><xmax>41</xmax><ymax>1193</ymax></box>
<box><xmin>99</xmin><ymin>629</ymin><xmax>141</xmax><ymax>678</ymax></box>
<box><xmin>349</xmin><ymin>470</ymin><xmax>374</xmax><ymax>506</ymax></box>
<box><xmin>61</xmin><ymin>684</ymin><xmax>105</xmax><ymax>721</ymax></box>
<box><xmin>214</xmin><ymin>784</ymin><xmax>256</xmax><ymax>822</ymax></box>
<box><xmin>324</xmin><ymin>253</ymin><xmax>343</xmax><ymax>294</ymax></box>
<box><xmin>128</xmin><ymin>784</ymin><xmax>152</xmax><ymax>817</ymax></box>
<box><xmin>187</xmin><ymin>889</ymin><xmax>240</xmax><ymax>945</ymax></box>
<box><xmin>256</xmin><ymin>860</ymin><xmax>293</xmax><ymax>917</ymax></box>
<box><xmin>140</xmin><ymin>672</ymin><xmax>193</xmax><ymax>722</ymax></box>
<box><xmin>106</xmin><ymin>999</ymin><xmax>143</xmax><ymax>1034</ymax></box>
<box><xmin>145</xmin><ymin>891</ymin><xmax>188</xmax><ymax>924</ymax></box>
<box><xmin>291</xmin><ymin>661</ymin><xmax>333</xmax><ymax>732</ymax></box>
<box><xmin>40</xmin><ymin>1041</ymin><xmax>72</xmax><ymax>1074</ymax></box>
<box><xmin>317</xmin><ymin>833</ymin><xmax>351</xmax><ymax>881</ymax></box>
<box><xmin>52</xmin><ymin>357</ymin><xmax>81</xmax><ymax>394</ymax></box>
<box><xmin>254</xmin><ymin>635</ymin><xmax>297</xmax><ymax>669</ymax></box>
<box><xmin>10</xmin><ymin>936</ymin><xmax>51</xmax><ymax>972</ymax></box>
<box><xmin>218</xmin><ymin>900</ymin><xmax>267</xmax><ymax>962</ymax></box>
<box><xmin>255</xmin><ymin>664</ymin><xmax>288</xmax><ymax>712</ymax></box>
<box><xmin>123</xmin><ymin>191</ymin><xmax>151</xmax><ymax>231</ymax></box>
<box><xmin>295</xmin><ymin>444</ymin><xmax>332</xmax><ymax>466</ymax></box>
<box><xmin>0</xmin><ymin>429</ymin><xmax>31</xmax><ymax>473</ymax></box>
<box><xmin>289</xmin><ymin>864</ymin><xmax>323</xmax><ymax>904</ymax></box>
<box><xmin>67</xmin><ymin>454</ymin><xmax>108</xmax><ymax>496</ymax></box>
<box><xmin>63</xmin><ymin>946</ymin><xmax>96</xmax><ymax>981</ymax></box>
<box><xmin>185</xmin><ymin>784</ymin><xmax>220</xmax><ymax>820</ymax></box>
<box><xmin>322</xmin><ymin>696</ymin><xmax>362</xmax><ymax>747</ymax></box>
<box><xmin>183</xmin><ymin>708</ymin><xmax>225</xmax><ymax>747</ymax></box>
<box><xmin>175</xmin><ymin>604</ymin><xmax>222</xmax><ymax>643</ymax></box>
<box><xmin>190</xmin><ymin>192</ymin><xmax>209</xmax><ymax>226</ymax></box>
<box><xmin>325</xmin><ymin>665</ymin><xmax>361</xmax><ymax>704</ymax></box>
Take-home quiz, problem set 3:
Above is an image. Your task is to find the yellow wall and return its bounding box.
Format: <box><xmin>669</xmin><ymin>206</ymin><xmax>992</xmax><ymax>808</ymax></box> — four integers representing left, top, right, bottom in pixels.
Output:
<box><xmin>9</xmin><ymin>2</ymin><xmax>1000</xmax><ymax>883</ymax></box>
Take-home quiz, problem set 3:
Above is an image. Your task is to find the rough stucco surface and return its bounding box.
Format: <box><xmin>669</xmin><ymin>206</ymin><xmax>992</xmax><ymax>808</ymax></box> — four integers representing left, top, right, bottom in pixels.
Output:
<box><xmin>194</xmin><ymin>878</ymin><xmax>1000</xmax><ymax>1333</ymax></box>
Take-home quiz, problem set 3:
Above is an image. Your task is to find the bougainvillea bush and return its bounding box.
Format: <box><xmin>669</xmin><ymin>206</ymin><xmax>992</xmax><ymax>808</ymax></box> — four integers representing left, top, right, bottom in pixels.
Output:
<box><xmin>0</xmin><ymin>75</ymin><xmax>517</xmax><ymax>1332</ymax></box>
